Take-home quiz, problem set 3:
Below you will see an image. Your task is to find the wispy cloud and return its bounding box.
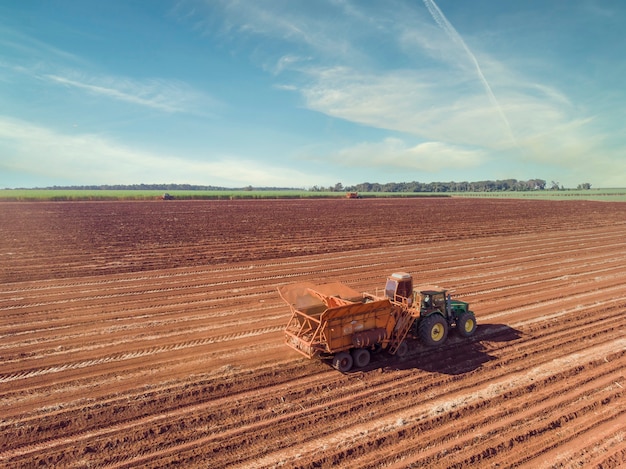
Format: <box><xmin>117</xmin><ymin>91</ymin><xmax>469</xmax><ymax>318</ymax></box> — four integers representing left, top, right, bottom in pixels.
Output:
<box><xmin>299</xmin><ymin>66</ymin><xmax>514</xmax><ymax>148</ymax></box>
<box><xmin>43</xmin><ymin>73</ymin><xmax>216</xmax><ymax>114</ymax></box>
<box><xmin>0</xmin><ymin>25</ymin><xmax>86</xmax><ymax>65</ymax></box>
<box><xmin>184</xmin><ymin>1</ymin><xmax>533</xmax><ymax>149</ymax></box>
<box><xmin>0</xmin><ymin>26</ymin><xmax>217</xmax><ymax>115</ymax></box>
<box><xmin>179</xmin><ymin>0</ymin><xmax>368</xmax><ymax>66</ymax></box>
<box><xmin>423</xmin><ymin>0</ymin><xmax>516</xmax><ymax>147</ymax></box>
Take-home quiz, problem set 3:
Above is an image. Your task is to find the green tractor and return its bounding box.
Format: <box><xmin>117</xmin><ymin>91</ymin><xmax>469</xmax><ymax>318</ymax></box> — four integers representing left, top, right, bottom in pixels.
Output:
<box><xmin>414</xmin><ymin>288</ymin><xmax>477</xmax><ymax>346</ymax></box>
<box><xmin>384</xmin><ymin>272</ymin><xmax>477</xmax><ymax>347</ymax></box>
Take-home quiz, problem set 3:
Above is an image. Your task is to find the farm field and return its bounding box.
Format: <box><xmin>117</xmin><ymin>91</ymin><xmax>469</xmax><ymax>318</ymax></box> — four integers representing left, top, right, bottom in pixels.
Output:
<box><xmin>1</xmin><ymin>198</ymin><xmax>625</xmax><ymax>468</ymax></box>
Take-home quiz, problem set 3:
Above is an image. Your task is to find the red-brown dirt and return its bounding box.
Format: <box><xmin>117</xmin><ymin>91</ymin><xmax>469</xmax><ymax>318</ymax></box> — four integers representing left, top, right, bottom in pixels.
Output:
<box><xmin>0</xmin><ymin>198</ymin><xmax>625</xmax><ymax>468</ymax></box>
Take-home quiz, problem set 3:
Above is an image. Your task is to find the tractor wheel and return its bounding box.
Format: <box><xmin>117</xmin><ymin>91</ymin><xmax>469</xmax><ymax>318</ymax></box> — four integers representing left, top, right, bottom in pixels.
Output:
<box><xmin>457</xmin><ymin>312</ymin><xmax>477</xmax><ymax>337</ymax></box>
<box><xmin>332</xmin><ymin>352</ymin><xmax>353</xmax><ymax>372</ymax></box>
<box><xmin>395</xmin><ymin>341</ymin><xmax>409</xmax><ymax>357</ymax></box>
<box><xmin>419</xmin><ymin>314</ymin><xmax>449</xmax><ymax>347</ymax></box>
<box><xmin>351</xmin><ymin>348</ymin><xmax>371</xmax><ymax>368</ymax></box>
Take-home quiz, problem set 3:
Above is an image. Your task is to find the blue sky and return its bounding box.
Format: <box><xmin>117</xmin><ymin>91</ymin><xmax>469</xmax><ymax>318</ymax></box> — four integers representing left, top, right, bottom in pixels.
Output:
<box><xmin>1</xmin><ymin>0</ymin><xmax>625</xmax><ymax>189</ymax></box>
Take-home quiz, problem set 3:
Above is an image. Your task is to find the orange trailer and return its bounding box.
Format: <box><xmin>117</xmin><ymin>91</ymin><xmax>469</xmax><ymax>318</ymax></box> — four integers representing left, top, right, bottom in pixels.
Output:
<box><xmin>278</xmin><ymin>280</ymin><xmax>416</xmax><ymax>371</ymax></box>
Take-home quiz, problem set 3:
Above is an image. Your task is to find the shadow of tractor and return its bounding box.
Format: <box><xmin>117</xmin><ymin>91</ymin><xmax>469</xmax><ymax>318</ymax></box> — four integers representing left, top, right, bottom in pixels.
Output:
<box><xmin>365</xmin><ymin>323</ymin><xmax>523</xmax><ymax>375</ymax></box>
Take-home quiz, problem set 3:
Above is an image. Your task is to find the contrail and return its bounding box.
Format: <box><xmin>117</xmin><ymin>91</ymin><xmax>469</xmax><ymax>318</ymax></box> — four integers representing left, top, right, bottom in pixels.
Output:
<box><xmin>423</xmin><ymin>0</ymin><xmax>517</xmax><ymax>147</ymax></box>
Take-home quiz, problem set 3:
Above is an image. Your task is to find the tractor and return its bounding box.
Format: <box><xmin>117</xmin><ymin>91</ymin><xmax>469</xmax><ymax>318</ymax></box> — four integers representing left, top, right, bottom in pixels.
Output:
<box><xmin>384</xmin><ymin>272</ymin><xmax>477</xmax><ymax>347</ymax></box>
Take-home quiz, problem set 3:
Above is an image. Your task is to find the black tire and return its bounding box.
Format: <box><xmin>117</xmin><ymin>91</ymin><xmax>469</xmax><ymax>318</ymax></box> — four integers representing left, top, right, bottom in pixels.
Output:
<box><xmin>419</xmin><ymin>314</ymin><xmax>449</xmax><ymax>347</ymax></box>
<box><xmin>457</xmin><ymin>312</ymin><xmax>477</xmax><ymax>337</ymax></box>
<box><xmin>351</xmin><ymin>348</ymin><xmax>371</xmax><ymax>368</ymax></box>
<box><xmin>395</xmin><ymin>341</ymin><xmax>409</xmax><ymax>357</ymax></box>
<box><xmin>332</xmin><ymin>351</ymin><xmax>353</xmax><ymax>372</ymax></box>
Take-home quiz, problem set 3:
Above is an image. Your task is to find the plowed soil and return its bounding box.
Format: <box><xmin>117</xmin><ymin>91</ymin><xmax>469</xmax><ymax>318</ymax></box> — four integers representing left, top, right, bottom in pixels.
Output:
<box><xmin>1</xmin><ymin>198</ymin><xmax>625</xmax><ymax>468</ymax></box>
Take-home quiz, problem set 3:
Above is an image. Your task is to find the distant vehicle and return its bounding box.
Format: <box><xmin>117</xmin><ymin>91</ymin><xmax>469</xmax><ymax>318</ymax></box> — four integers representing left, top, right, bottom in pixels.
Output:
<box><xmin>346</xmin><ymin>192</ymin><xmax>360</xmax><ymax>199</ymax></box>
<box><xmin>278</xmin><ymin>272</ymin><xmax>477</xmax><ymax>371</ymax></box>
<box><xmin>160</xmin><ymin>193</ymin><xmax>175</xmax><ymax>200</ymax></box>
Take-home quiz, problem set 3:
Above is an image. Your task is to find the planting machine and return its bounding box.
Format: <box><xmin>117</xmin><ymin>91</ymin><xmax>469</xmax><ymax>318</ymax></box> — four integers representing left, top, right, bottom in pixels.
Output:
<box><xmin>278</xmin><ymin>272</ymin><xmax>477</xmax><ymax>372</ymax></box>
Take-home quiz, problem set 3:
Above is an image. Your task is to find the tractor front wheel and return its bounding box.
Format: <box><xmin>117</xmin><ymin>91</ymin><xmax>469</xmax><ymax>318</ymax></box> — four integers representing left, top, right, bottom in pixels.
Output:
<box><xmin>457</xmin><ymin>312</ymin><xmax>477</xmax><ymax>337</ymax></box>
<box><xmin>419</xmin><ymin>314</ymin><xmax>449</xmax><ymax>347</ymax></box>
<box><xmin>332</xmin><ymin>352</ymin><xmax>353</xmax><ymax>372</ymax></box>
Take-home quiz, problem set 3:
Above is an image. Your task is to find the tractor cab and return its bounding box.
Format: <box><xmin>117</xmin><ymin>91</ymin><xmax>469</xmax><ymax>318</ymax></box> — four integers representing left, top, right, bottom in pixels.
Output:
<box><xmin>417</xmin><ymin>289</ymin><xmax>448</xmax><ymax>317</ymax></box>
<box><xmin>384</xmin><ymin>272</ymin><xmax>413</xmax><ymax>306</ymax></box>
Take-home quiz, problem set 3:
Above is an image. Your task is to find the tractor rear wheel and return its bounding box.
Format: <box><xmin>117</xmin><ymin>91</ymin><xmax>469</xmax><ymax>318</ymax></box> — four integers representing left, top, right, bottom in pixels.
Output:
<box><xmin>419</xmin><ymin>314</ymin><xmax>449</xmax><ymax>347</ymax></box>
<box><xmin>332</xmin><ymin>352</ymin><xmax>353</xmax><ymax>372</ymax></box>
<box><xmin>351</xmin><ymin>348</ymin><xmax>371</xmax><ymax>368</ymax></box>
<box><xmin>457</xmin><ymin>312</ymin><xmax>477</xmax><ymax>337</ymax></box>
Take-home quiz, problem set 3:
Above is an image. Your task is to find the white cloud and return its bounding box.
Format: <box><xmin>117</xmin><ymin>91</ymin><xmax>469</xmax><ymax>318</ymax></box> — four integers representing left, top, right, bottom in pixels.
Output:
<box><xmin>336</xmin><ymin>138</ymin><xmax>486</xmax><ymax>171</ymax></box>
<box><xmin>269</xmin><ymin>54</ymin><xmax>311</xmax><ymax>75</ymax></box>
<box><xmin>0</xmin><ymin>117</ymin><xmax>311</xmax><ymax>187</ymax></box>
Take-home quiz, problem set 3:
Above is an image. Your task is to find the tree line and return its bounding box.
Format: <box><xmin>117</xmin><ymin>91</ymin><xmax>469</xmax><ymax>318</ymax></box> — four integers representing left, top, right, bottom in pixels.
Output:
<box><xmin>312</xmin><ymin>179</ymin><xmax>551</xmax><ymax>193</ymax></box>
<box><xmin>313</xmin><ymin>179</ymin><xmax>593</xmax><ymax>193</ymax></box>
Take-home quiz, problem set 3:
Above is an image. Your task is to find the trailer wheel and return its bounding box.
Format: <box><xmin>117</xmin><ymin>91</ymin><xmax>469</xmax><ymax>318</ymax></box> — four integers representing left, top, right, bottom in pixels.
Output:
<box><xmin>395</xmin><ymin>341</ymin><xmax>408</xmax><ymax>357</ymax></box>
<box><xmin>457</xmin><ymin>312</ymin><xmax>477</xmax><ymax>337</ymax></box>
<box><xmin>351</xmin><ymin>348</ymin><xmax>371</xmax><ymax>368</ymax></box>
<box><xmin>419</xmin><ymin>314</ymin><xmax>449</xmax><ymax>347</ymax></box>
<box><xmin>332</xmin><ymin>352</ymin><xmax>353</xmax><ymax>372</ymax></box>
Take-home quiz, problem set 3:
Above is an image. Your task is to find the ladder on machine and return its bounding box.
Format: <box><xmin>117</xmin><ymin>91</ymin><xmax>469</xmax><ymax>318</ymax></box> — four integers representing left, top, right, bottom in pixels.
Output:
<box><xmin>387</xmin><ymin>305</ymin><xmax>419</xmax><ymax>355</ymax></box>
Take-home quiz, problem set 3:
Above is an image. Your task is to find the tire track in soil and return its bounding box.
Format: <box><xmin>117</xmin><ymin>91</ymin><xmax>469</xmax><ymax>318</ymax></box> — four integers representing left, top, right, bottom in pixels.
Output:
<box><xmin>0</xmin><ymin>325</ymin><xmax>284</xmax><ymax>384</ymax></box>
